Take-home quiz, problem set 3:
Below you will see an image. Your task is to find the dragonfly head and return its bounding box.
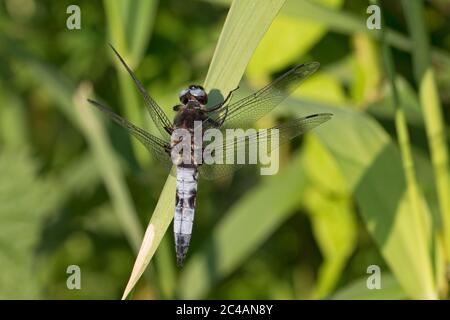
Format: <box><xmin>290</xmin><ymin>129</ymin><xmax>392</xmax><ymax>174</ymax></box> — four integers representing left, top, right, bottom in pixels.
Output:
<box><xmin>179</xmin><ymin>85</ymin><xmax>208</xmax><ymax>106</ymax></box>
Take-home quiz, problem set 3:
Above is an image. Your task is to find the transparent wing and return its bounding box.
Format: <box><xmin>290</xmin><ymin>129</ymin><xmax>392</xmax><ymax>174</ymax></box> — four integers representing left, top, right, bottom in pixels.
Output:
<box><xmin>109</xmin><ymin>44</ymin><xmax>173</xmax><ymax>138</ymax></box>
<box><xmin>198</xmin><ymin>113</ymin><xmax>332</xmax><ymax>180</ymax></box>
<box><xmin>87</xmin><ymin>99</ymin><xmax>174</xmax><ymax>173</ymax></box>
<box><xmin>206</xmin><ymin>62</ymin><xmax>320</xmax><ymax>130</ymax></box>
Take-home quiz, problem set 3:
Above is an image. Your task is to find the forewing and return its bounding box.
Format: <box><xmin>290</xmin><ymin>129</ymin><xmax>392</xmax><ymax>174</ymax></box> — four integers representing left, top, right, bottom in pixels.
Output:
<box><xmin>109</xmin><ymin>44</ymin><xmax>173</xmax><ymax>138</ymax></box>
<box><xmin>206</xmin><ymin>62</ymin><xmax>320</xmax><ymax>130</ymax></box>
<box><xmin>198</xmin><ymin>113</ymin><xmax>332</xmax><ymax>180</ymax></box>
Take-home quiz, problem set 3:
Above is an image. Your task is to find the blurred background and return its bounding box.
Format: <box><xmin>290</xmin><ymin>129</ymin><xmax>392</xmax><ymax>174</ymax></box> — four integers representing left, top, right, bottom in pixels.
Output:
<box><xmin>0</xmin><ymin>0</ymin><xmax>449</xmax><ymax>299</ymax></box>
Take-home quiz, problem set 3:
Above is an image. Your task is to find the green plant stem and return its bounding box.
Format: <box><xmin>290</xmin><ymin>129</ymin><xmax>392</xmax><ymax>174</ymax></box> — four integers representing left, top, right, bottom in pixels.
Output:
<box><xmin>402</xmin><ymin>0</ymin><xmax>450</xmax><ymax>267</ymax></box>
<box><xmin>374</xmin><ymin>0</ymin><xmax>424</xmax><ymax>238</ymax></box>
<box><xmin>371</xmin><ymin>0</ymin><xmax>437</xmax><ymax>299</ymax></box>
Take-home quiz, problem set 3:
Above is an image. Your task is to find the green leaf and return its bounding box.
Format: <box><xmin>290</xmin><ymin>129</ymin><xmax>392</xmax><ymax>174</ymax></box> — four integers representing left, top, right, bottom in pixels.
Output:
<box><xmin>365</xmin><ymin>0</ymin><xmax>440</xmax><ymax>299</ymax></box>
<box><xmin>204</xmin><ymin>0</ymin><xmax>286</xmax><ymax>94</ymax></box>
<box><xmin>302</xmin><ymin>136</ymin><xmax>357</xmax><ymax>299</ymax></box>
<box><xmin>291</xmin><ymin>72</ymin><xmax>347</xmax><ymax>105</ymax></box>
<box><xmin>367</xmin><ymin>77</ymin><xmax>423</xmax><ymax>127</ymax></box>
<box><xmin>121</xmin><ymin>0</ymin><xmax>287</xmax><ymax>299</ymax></box>
<box><xmin>285</xmin><ymin>99</ymin><xmax>437</xmax><ymax>299</ymax></box>
<box><xmin>403</xmin><ymin>0</ymin><xmax>450</xmax><ymax>288</ymax></box>
<box><xmin>350</xmin><ymin>34</ymin><xmax>381</xmax><ymax>106</ymax></box>
<box><xmin>420</xmin><ymin>68</ymin><xmax>450</xmax><ymax>289</ymax></box>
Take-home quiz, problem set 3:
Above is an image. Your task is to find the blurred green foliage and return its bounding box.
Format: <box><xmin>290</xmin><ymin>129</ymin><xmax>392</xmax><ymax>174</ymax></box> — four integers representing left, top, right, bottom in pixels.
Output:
<box><xmin>0</xmin><ymin>0</ymin><xmax>449</xmax><ymax>299</ymax></box>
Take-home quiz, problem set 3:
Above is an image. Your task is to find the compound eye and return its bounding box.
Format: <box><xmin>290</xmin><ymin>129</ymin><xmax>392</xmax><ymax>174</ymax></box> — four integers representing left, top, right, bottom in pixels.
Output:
<box><xmin>179</xmin><ymin>89</ymin><xmax>189</xmax><ymax>104</ymax></box>
<box><xmin>189</xmin><ymin>87</ymin><xmax>208</xmax><ymax>104</ymax></box>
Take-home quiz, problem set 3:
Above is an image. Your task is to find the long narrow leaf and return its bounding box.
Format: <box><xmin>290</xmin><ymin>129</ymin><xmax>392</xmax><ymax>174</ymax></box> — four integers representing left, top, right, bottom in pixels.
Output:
<box><xmin>285</xmin><ymin>98</ymin><xmax>437</xmax><ymax>299</ymax></box>
<box><xmin>403</xmin><ymin>0</ymin><xmax>450</xmax><ymax>279</ymax></box>
<box><xmin>121</xmin><ymin>0</ymin><xmax>287</xmax><ymax>299</ymax></box>
<box><xmin>371</xmin><ymin>0</ymin><xmax>437</xmax><ymax>299</ymax></box>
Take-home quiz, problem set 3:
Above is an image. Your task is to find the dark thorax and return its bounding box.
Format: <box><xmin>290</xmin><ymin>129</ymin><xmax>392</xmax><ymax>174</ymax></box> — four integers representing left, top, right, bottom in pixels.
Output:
<box><xmin>170</xmin><ymin>85</ymin><xmax>209</xmax><ymax>167</ymax></box>
<box><xmin>173</xmin><ymin>101</ymin><xmax>208</xmax><ymax>131</ymax></box>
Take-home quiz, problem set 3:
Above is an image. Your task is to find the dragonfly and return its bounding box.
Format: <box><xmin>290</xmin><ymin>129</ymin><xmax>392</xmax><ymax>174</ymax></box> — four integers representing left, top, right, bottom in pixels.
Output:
<box><xmin>88</xmin><ymin>45</ymin><xmax>332</xmax><ymax>267</ymax></box>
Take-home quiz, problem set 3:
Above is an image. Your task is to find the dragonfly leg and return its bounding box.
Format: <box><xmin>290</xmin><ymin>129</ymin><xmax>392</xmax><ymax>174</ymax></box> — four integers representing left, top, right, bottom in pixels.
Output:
<box><xmin>207</xmin><ymin>86</ymin><xmax>239</xmax><ymax>112</ymax></box>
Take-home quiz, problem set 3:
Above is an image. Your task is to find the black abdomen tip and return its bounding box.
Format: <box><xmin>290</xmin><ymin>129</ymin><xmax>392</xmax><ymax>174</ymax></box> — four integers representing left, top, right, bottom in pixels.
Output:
<box><xmin>176</xmin><ymin>255</ymin><xmax>185</xmax><ymax>267</ymax></box>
